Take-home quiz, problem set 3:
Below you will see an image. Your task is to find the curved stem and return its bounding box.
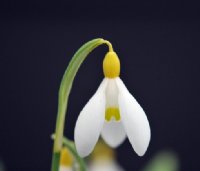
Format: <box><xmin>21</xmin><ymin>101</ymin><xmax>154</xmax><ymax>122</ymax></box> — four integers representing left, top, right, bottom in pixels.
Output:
<box><xmin>51</xmin><ymin>38</ymin><xmax>113</xmax><ymax>171</ymax></box>
<box><xmin>103</xmin><ymin>40</ymin><xmax>114</xmax><ymax>52</ymax></box>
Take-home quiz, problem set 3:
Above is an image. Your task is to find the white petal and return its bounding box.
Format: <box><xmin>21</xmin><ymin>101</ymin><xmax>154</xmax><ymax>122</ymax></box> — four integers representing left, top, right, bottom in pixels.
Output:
<box><xmin>105</xmin><ymin>79</ymin><xmax>119</xmax><ymax>107</ymax></box>
<box><xmin>74</xmin><ymin>79</ymin><xmax>108</xmax><ymax>157</ymax></box>
<box><xmin>116</xmin><ymin>78</ymin><xmax>151</xmax><ymax>156</ymax></box>
<box><xmin>101</xmin><ymin>121</ymin><xmax>126</xmax><ymax>148</ymax></box>
<box><xmin>59</xmin><ymin>166</ymin><xmax>73</xmax><ymax>171</ymax></box>
<box><xmin>89</xmin><ymin>161</ymin><xmax>124</xmax><ymax>171</ymax></box>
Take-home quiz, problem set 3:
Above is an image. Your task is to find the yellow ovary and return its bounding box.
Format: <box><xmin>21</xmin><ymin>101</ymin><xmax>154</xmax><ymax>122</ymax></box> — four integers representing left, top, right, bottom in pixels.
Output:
<box><xmin>60</xmin><ymin>147</ymin><xmax>73</xmax><ymax>167</ymax></box>
<box><xmin>105</xmin><ymin>108</ymin><xmax>121</xmax><ymax>121</ymax></box>
<box><xmin>103</xmin><ymin>52</ymin><xmax>120</xmax><ymax>78</ymax></box>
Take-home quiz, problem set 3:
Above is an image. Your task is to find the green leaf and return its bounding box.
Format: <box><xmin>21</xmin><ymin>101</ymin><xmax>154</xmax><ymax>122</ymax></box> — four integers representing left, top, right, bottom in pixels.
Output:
<box><xmin>54</xmin><ymin>38</ymin><xmax>106</xmax><ymax>152</ymax></box>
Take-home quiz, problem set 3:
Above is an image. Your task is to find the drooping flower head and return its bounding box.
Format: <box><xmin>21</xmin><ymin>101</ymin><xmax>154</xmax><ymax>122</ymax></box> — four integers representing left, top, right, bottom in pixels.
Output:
<box><xmin>89</xmin><ymin>140</ymin><xmax>124</xmax><ymax>171</ymax></box>
<box><xmin>74</xmin><ymin>50</ymin><xmax>151</xmax><ymax>157</ymax></box>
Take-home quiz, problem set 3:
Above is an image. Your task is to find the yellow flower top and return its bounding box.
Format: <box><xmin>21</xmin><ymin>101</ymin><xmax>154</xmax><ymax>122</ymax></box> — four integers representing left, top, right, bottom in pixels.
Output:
<box><xmin>60</xmin><ymin>147</ymin><xmax>73</xmax><ymax>167</ymax></box>
<box><xmin>103</xmin><ymin>52</ymin><xmax>120</xmax><ymax>78</ymax></box>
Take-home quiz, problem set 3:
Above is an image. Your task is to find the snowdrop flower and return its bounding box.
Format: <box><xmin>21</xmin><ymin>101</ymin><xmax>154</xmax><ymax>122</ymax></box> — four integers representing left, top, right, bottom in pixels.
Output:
<box><xmin>88</xmin><ymin>141</ymin><xmax>124</xmax><ymax>171</ymax></box>
<box><xmin>59</xmin><ymin>147</ymin><xmax>73</xmax><ymax>171</ymax></box>
<box><xmin>89</xmin><ymin>160</ymin><xmax>123</xmax><ymax>171</ymax></box>
<box><xmin>74</xmin><ymin>51</ymin><xmax>151</xmax><ymax>157</ymax></box>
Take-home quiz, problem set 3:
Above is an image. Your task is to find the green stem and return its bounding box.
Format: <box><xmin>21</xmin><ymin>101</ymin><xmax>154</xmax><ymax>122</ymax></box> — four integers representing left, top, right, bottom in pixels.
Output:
<box><xmin>51</xmin><ymin>38</ymin><xmax>113</xmax><ymax>171</ymax></box>
<box><xmin>51</xmin><ymin>153</ymin><xmax>60</xmax><ymax>171</ymax></box>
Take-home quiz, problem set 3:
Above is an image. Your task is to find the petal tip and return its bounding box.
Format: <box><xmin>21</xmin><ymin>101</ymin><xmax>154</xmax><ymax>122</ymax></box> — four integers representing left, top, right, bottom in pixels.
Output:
<box><xmin>74</xmin><ymin>142</ymin><xmax>91</xmax><ymax>158</ymax></box>
<box><xmin>135</xmin><ymin>149</ymin><xmax>146</xmax><ymax>157</ymax></box>
<box><xmin>134</xmin><ymin>138</ymin><xmax>150</xmax><ymax>157</ymax></box>
<box><xmin>103</xmin><ymin>140</ymin><xmax>121</xmax><ymax>148</ymax></box>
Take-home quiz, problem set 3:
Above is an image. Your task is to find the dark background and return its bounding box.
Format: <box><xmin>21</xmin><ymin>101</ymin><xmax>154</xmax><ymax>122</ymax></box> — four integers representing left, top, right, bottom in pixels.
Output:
<box><xmin>0</xmin><ymin>0</ymin><xmax>200</xmax><ymax>171</ymax></box>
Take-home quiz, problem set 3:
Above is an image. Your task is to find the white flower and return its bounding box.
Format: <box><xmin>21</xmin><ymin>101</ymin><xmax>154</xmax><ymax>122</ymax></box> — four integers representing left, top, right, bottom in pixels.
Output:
<box><xmin>88</xmin><ymin>141</ymin><xmax>125</xmax><ymax>171</ymax></box>
<box><xmin>74</xmin><ymin>51</ymin><xmax>151</xmax><ymax>157</ymax></box>
<box><xmin>89</xmin><ymin>160</ymin><xmax>124</xmax><ymax>171</ymax></box>
<box><xmin>59</xmin><ymin>147</ymin><xmax>73</xmax><ymax>171</ymax></box>
<box><xmin>59</xmin><ymin>166</ymin><xmax>73</xmax><ymax>171</ymax></box>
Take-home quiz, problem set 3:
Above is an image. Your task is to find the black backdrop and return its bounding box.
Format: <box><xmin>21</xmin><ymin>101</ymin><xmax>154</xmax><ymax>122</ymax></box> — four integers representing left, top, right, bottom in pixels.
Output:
<box><xmin>0</xmin><ymin>0</ymin><xmax>200</xmax><ymax>171</ymax></box>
